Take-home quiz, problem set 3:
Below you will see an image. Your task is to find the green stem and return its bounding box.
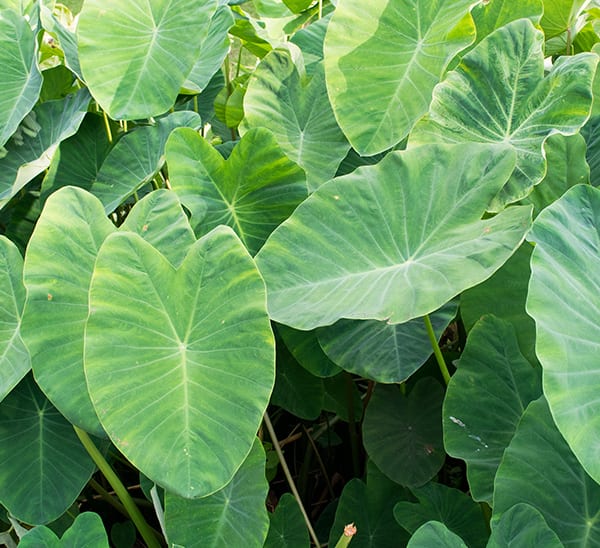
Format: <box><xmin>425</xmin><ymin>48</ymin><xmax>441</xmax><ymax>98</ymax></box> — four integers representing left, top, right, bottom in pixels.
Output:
<box><xmin>102</xmin><ymin>110</ymin><xmax>113</xmax><ymax>144</ymax></box>
<box><xmin>263</xmin><ymin>413</ymin><xmax>321</xmax><ymax>547</ymax></box>
<box><xmin>73</xmin><ymin>426</ymin><xmax>161</xmax><ymax>548</ymax></box>
<box><xmin>424</xmin><ymin>314</ymin><xmax>451</xmax><ymax>385</ymax></box>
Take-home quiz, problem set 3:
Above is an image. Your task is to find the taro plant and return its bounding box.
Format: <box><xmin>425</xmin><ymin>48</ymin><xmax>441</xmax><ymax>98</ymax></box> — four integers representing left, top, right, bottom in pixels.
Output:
<box><xmin>2</xmin><ymin>0</ymin><xmax>600</xmax><ymax>546</ymax></box>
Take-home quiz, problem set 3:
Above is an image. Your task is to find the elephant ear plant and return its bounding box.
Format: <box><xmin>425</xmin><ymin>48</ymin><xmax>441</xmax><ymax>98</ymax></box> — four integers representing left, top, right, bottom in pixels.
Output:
<box><xmin>1</xmin><ymin>0</ymin><xmax>600</xmax><ymax>546</ymax></box>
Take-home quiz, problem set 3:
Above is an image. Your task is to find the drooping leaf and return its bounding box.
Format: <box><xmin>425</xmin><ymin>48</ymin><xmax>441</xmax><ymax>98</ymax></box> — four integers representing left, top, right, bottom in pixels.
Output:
<box><xmin>290</xmin><ymin>14</ymin><xmax>330</xmax><ymax>76</ymax></box>
<box><xmin>527</xmin><ymin>183</ymin><xmax>600</xmax><ymax>485</ymax></box>
<box><xmin>167</xmin><ymin>127</ymin><xmax>307</xmax><ymax>255</ymax></box>
<box><xmin>182</xmin><ymin>5</ymin><xmax>233</xmax><ymax>94</ymax></box>
<box><xmin>443</xmin><ymin>316</ymin><xmax>541</xmax><ymax>503</ymax></box>
<box><xmin>255</xmin><ymin>143</ymin><xmax>531</xmax><ymax>330</ymax></box>
<box><xmin>0</xmin><ymin>375</ymin><xmax>97</xmax><ymax>525</ymax></box>
<box><xmin>165</xmin><ymin>439</ymin><xmax>269</xmax><ymax>547</ymax></box>
<box><xmin>77</xmin><ymin>0</ymin><xmax>217</xmax><ymax>119</ymax></box>
<box><xmin>0</xmin><ymin>9</ymin><xmax>42</xmax><ymax>149</ymax></box>
<box><xmin>327</xmin><ymin>461</ymin><xmax>411</xmax><ymax>548</ymax></box>
<box><xmin>0</xmin><ymin>237</ymin><xmax>29</xmax><ymax>402</ymax></box>
<box><xmin>581</xmin><ymin>115</ymin><xmax>600</xmax><ymax>186</ymax></box>
<box><xmin>363</xmin><ymin>379</ymin><xmax>444</xmax><ymax>488</ymax></box>
<box><xmin>40</xmin><ymin>114</ymin><xmax>110</xmax><ymax>202</ymax></box>
<box><xmin>89</xmin><ymin>111</ymin><xmax>201</xmax><ymax>213</ymax></box>
<box><xmin>0</xmin><ymin>89</ymin><xmax>90</xmax><ymax>209</ymax></box>
<box><xmin>317</xmin><ymin>300</ymin><xmax>457</xmax><ymax>383</ymax></box>
<box><xmin>20</xmin><ymin>512</ymin><xmax>109</xmax><ymax>547</ymax></box>
<box><xmin>323</xmin><ymin>0</ymin><xmax>475</xmax><ymax>155</ymax></box>
<box><xmin>39</xmin><ymin>4</ymin><xmax>82</xmax><ymax>79</ymax></box>
<box><xmin>264</xmin><ymin>493</ymin><xmax>309</xmax><ymax>548</ymax></box>
<box><xmin>493</xmin><ymin>397</ymin><xmax>600</xmax><ymax>546</ymax></box>
<box><xmin>85</xmin><ymin>227</ymin><xmax>274</xmax><ymax>497</ymax></box>
<box><xmin>487</xmin><ymin>503</ymin><xmax>562</xmax><ymax>548</ymax></box>
<box><xmin>406</xmin><ymin>521</ymin><xmax>467</xmax><ymax>548</ymax></box>
<box><xmin>242</xmin><ymin>51</ymin><xmax>349</xmax><ymax>191</ymax></box>
<box><xmin>410</xmin><ymin>19</ymin><xmax>597</xmax><ymax>210</ymax></box>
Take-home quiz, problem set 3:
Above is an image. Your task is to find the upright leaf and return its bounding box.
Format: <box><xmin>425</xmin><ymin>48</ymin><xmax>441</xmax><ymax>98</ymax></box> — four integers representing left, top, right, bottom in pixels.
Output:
<box><xmin>410</xmin><ymin>19</ymin><xmax>597</xmax><ymax>210</ymax></box>
<box><xmin>323</xmin><ymin>0</ymin><xmax>475</xmax><ymax>155</ymax></box>
<box><xmin>264</xmin><ymin>493</ymin><xmax>309</xmax><ymax>548</ymax></box>
<box><xmin>527</xmin><ymin>184</ymin><xmax>600</xmax><ymax>485</ymax></box>
<box><xmin>0</xmin><ymin>237</ymin><xmax>29</xmax><ymax>402</ymax></box>
<box><xmin>255</xmin><ymin>143</ymin><xmax>530</xmax><ymax>329</ymax></box>
<box><xmin>407</xmin><ymin>522</ymin><xmax>467</xmax><ymax>548</ymax></box>
<box><xmin>78</xmin><ymin>0</ymin><xmax>217</xmax><ymax>119</ymax></box>
<box><xmin>242</xmin><ymin>51</ymin><xmax>350</xmax><ymax>191</ymax></box>
<box><xmin>85</xmin><ymin>227</ymin><xmax>275</xmax><ymax>497</ymax></box>
<box><xmin>0</xmin><ymin>375</ymin><xmax>97</xmax><ymax>525</ymax></box>
<box><xmin>0</xmin><ymin>9</ymin><xmax>42</xmax><ymax>149</ymax></box>
<box><xmin>20</xmin><ymin>512</ymin><xmax>109</xmax><ymax>547</ymax></box>
<box><xmin>167</xmin><ymin>127</ymin><xmax>307</xmax><ymax>255</ymax></box>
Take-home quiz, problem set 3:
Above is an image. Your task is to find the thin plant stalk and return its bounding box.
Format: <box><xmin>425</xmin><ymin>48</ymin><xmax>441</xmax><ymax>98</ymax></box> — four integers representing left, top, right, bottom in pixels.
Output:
<box><xmin>73</xmin><ymin>426</ymin><xmax>161</xmax><ymax>548</ymax></box>
<box><xmin>424</xmin><ymin>314</ymin><xmax>451</xmax><ymax>385</ymax></box>
<box><xmin>263</xmin><ymin>412</ymin><xmax>321</xmax><ymax>547</ymax></box>
<box><xmin>102</xmin><ymin>110</ymin><xmax>113</xmax><ymax>144</ymax></box>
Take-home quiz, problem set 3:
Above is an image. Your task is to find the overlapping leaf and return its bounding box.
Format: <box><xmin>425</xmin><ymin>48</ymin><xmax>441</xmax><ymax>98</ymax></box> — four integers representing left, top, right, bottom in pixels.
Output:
<box><xmin>85</xmin><ymin>227</ymin><xmax>274</xmax><ymax>497</ymax></box>
<box><xmin>78</xmin><ymin>0</ymin><xmax>217</xmax><ymax>119</ymax></box>
<box><xmin>255</xmin><ymin>143</ymin><xmax>531</xmax><ymax>330</ymax></box>
<box><xmin>527</xmin><ymin>183</ymin><xmax>600</xmax><ymax>485</ymax></box>
<box><xmin>167</xmin><ymin>127</ymin><xmax>307</xmax><ymax>255</ymax></box>
<box><xmin>410</xmin><ymin>19</ymin><xmax>597</xmax><ymax>210</ymax></box>
<box><xmin>242</xmin><ymin>51</ymin><xmax>350</xmax><ymax>190</ymax></box>
<box><xmin>323</xmin><ymin>0</ymin><xmax>475</xmax><ymax>155</ymax></box>
<box><xmin>0</xmin><ymin>9</ymin><xmax>42</xmax><ymax>149</ymax></box>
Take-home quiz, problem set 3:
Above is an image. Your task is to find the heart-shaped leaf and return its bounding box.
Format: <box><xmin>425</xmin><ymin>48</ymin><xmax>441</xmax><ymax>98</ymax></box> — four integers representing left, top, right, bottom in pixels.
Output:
<box><xmin>264</xmin><ymin>493</ymin><xmax>309</xmax><ymax>548</ymax></box>
<box><xmin>20</xmin><ymin>512</ymin><xmax>109</xmax><ymax>547</ymax></box>
<box><xmin>0</xmin><ymin>236</ymin><xmax>29</xmax><ymax>402</ymax></box>
<box><xmin>407</xmin><ymin>522</ymin><xmax>467</xmax><ymax>548</ymax></box>
<box><xmin>323</xmin><ymin>0</ymin><xmax>476</xmax><ymax>155</ymax></box>
<box><xmin>0</xmin><ymin>9</ymin><xmax>42</xmax><ymax>149</ymax></box>
<box><xmin>443</xmin><ymin>316</ymin><xmax>541</xmax><ymax>503</ymax></box>
<box><xmin>493</xmin><ymin>397</ymin><xmax>600</xmax><ymax>546</ymax></box>
<box><xmin>165</xmin><ymin>439</ymin><xmax>269</xmax><ymax>547</ymax></box>
<box><xmin>90</xmin><ymin>111</ymin><xmax>201</xmax><ymax>213</ymax></box>
<box><xmin>410</xmin><ymin>19</ymin><xmax>597</xmax><ymax>210</ymax></box>
<box><xmin>242</xmin><ymin>51</ymin><xmax>350</xmax><ymax>191</ymax></box>
<box><xmin>0</xmin><ymin>375</ymin><xmax>97</xmax><ymax>525</ymax></box>
<box><xmin>0</xmin><ymin>89</ymin><xmax>90</xmax><ymax>209</ymax></box>
<box><xmin>317</xmin><ymin>300</ymin><xmax>457</xmax><ymax>383</ymax></box>
<box><xmin>255</xmin><ymin>143</ymin><xmax>531</xmax><ymax>330</ymax></box>
<box><xmin>77</xmin><ymin>0</ymin><xmax>217</xmax><ymax>119</ymax></box>
<box><xmin>363</xmin><ymin>379</ymin><xmax>444</xmax><ymax>487</ymax></box>
<box><xmin>167</xmin><ymin>127</ymin><xmax>307</xmax><ymax>255</ymax></box>
<box><xmin>527</xmin><ymin>183</ymin><xmax>600</xmax><ymax>485</ymax></box>
<box><xmin>85</xmin><ymin>227</ymin><xmax>274</xmax><ymax>497</ymax></box>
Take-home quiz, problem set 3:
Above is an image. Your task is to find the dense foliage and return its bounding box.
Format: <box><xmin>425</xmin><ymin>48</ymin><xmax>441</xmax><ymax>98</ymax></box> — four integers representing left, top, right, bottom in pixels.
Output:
<box><xmin>1</xmin><ymin>0</ymin><xmax>600</xmax><ymax>546</ymax></box>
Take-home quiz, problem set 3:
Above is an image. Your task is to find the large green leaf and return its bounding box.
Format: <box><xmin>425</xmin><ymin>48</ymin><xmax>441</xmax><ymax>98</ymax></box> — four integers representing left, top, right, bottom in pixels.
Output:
<box><xmin>0</xmin><ymin>9</ymin><xmax>42</xmax><ymax>149</ymax></box>
<box><xmin>89</xmin><ymin>111</ymin><xmax>201</xmax><ymax>213</ymax></box>
<box><xmin>323</xmin><ymin>0</ymin><xmax>475</xmax><ymax>155</ymax></box>
<box><xmin>317</xmin><ymin>301</ymin><xmax>457</xmax><ymax>383</ymax></box>
<box><xmin>182</xmin><ymin>5</ymin><xmax>233</xmax><ymax>94</ymax></box>
<box><xmin>493</xmin><ymin>397</ymin><xmax>600</xmax><ymax>546</ymax></box>
<box><xmin>0</xmin><ymin>375</ymin><xmax>97</xmax><ymax>525</ymax></box>
<box><xmin>255</xmin><ymin>143</ymin><xmax>531</xmax><ymax>330</ymax></box>
<box><xmin>20</xmin><ymin>512</ymin><xmax>109</xmax><ymax>547</ymax></box>
<box><xmin>0</xmin><ymin>89</ymin><xmax>90</xmax><ymax>209</ymax></box>
<box><xmin>264</xmin><ymin>493</ymin><xmax>309</xmax><ymax>548</ymax></box>
<box><xmin>0</xmin><ymin>236</ymin><xmax>29</xmax><ymax>402</ymax></box>
<box><xmin>394</xmin><ymin>482</ymin><xmax>487</xmax><ymax>548</ymax></box>
<box><xmin>78</xmin><ymin>0</ymin><xmax>216</xmax><ymax>119</ymax></box>
<box><xmin>487</xmin><ymin>503</ymin><xmax>562</xmax><ymax>548</ymax></box>
<box><xmin>22</xmin><ymin>187</ymin><xmax>196</xmax><ymax>436</ymax></box>
<box><xmin>410</xmin><ymin>19</ymin><xmax>597</xmax><ymax>210</ymax></box>
<box><xmin>242</xmin><ymin>51</ymin><xmax>350</xmax><ymax>191</ymax></box>
<box><xmin>85</xmin><ymin>227</ymin><xmax>274</xmax><ymax>497</ymax></box>
<box><xmin>363</xmin><ymin>380</ymin><xmax>444</xmax><ymax>488</ymax></box>
<box><xmin>443</xmin><ymin>316</ymin><xmax>541</xmax><ymax>503</ymax></box>
<box><xmin>165</xmin><ymin>439</ymin><xmax>269</xmax><ymax>547</ymax></box>
<box><xmin>527</xmin><ymin>183</ymin><xmax>600</xmax><ymax>485</ymax></box>
<box><xmin>167</xmin><ymin>127</ymin><xmax>307</xmax><ymax>255</ymax></box>
<box><xmin>407</xmin><ymin>522</ymin><xmax>467</xmax><ymax>548</ymax></box>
